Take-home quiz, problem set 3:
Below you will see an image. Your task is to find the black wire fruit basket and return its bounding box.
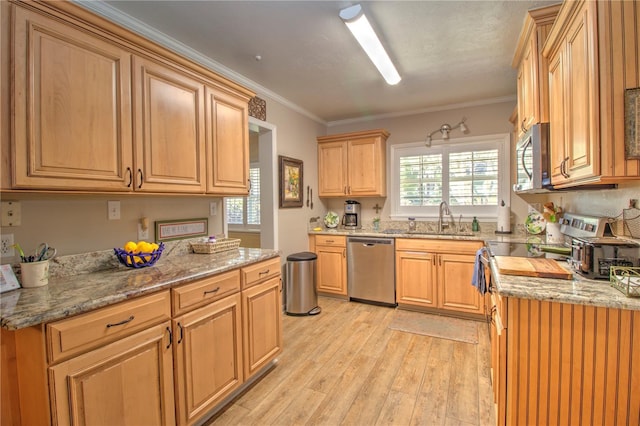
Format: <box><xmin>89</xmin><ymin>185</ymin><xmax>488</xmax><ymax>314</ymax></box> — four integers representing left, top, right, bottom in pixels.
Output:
<box><xmin>114</xmin><ymin>242</ymin><xmax>165</xmax><ymax>268</ymax></box>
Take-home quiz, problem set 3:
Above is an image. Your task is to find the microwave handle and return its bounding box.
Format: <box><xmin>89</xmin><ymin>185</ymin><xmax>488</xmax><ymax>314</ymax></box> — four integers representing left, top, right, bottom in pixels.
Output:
<box><xmin>520</xmin><ymin>138</ymin><xmax>532</xmax><ymax>180</ymax></box>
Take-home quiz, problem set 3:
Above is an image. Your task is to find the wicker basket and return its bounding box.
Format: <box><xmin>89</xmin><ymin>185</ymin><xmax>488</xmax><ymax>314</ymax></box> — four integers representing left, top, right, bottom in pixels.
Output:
<box><xmin>190</xmin><ymin>238</ymin><xmax>241</xmax><ymax>254</ymax></box>
<box><xmin>610</xmin><ymin>266</ymin><xmax>640</xmax><ymax>297</ymax></box>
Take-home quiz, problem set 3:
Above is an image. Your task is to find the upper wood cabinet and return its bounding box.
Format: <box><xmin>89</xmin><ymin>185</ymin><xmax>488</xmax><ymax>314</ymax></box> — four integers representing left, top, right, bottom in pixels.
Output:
<box><xmin>543</xmin><ymin>0</ymin><xmax>640</xmax><ymax>187</ymax></box>
<box><xmin>205</xmin><ymin>87</ymin><xmax>250</xmax><ymax>195</ymax></box>
<box><xmin>11</xmin><ymin>6</ymin><xmax>134</xmax><ymax>191</ymax></box>
<box><xmin>133</xmin><ymin>56</ymin><xmax>206</xmax><ymax>193</ymax></box>
<box><xmin>512</xmin><ymin>5</ymin><xmax>560</xmax><ymax>138</ymax></box>
<box><xmin>317</xmin><ymin>129</ymin><xmax>389</xmax><ymax>197</ymax></box>
<box><xmin>5</xmin><ymin>1</ymin><xmax>254</xmax><ymax>194</ymax></box>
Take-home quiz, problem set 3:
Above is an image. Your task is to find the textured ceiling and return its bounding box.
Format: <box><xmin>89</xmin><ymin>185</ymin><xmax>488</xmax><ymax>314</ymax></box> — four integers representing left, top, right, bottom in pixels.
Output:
<box><xmin>97</xmin><ymin>0</ymin><xmax>560</xmax><ymax>124</ymax></box>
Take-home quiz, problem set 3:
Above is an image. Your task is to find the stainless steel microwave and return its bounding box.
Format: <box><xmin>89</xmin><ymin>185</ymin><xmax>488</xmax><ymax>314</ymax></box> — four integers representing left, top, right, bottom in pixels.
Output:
<box><xmin>513</xmin><ymin>123</ymin><xmax>554</xmax><ymax>194</ymax></box>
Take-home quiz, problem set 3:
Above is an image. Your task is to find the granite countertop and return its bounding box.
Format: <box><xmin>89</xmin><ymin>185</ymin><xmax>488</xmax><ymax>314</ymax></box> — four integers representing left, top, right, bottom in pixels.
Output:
<box><xmin>308</xmin><ymin>228</ymin><xmax>529</xmax><ymax>243</ymax></box>
<box><xmin>0</xmin><ymin>247</ymin><xmax>280</xmax><ymax>330</ymax></box>
<box><xmin>311</xmin><ymin>227</ymin><xmax>640</xmax><ymax>311</ymax></box>
<box><xmin>489</xmin><ymin>258</ymin><xmax>640</xmax><ymax>311</ymax></box>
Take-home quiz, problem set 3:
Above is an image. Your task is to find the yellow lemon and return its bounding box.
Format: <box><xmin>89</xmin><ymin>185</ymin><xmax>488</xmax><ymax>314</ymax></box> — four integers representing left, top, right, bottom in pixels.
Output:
<box><xmin>150</xmin><ymin>243</ymin><xmax>159</xmax><ymax>251</ymax></box>
<box><xmin>137</xmin><ymin>242</ymin><xmax>152</xmax><ymax>253</ymax></box>
<box><xmin>123</xmin><ymin>241</ymin><xmax>137</xmax><ymax>253</ymax></box>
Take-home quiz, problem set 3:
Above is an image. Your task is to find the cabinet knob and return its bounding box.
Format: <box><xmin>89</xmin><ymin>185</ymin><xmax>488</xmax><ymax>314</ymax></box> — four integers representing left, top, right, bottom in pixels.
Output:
<box><xmin>137</xmin><ymin>169</ymin><xmax>144</xmax><ymax>188</ymax></box>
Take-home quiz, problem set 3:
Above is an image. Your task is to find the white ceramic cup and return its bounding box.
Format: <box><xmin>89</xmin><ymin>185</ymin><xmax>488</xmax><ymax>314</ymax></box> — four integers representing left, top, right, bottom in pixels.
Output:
<box><xmin>20</xmin><ymin>260</ymin><xmax>49</xmax><ymax>288</ymax></box>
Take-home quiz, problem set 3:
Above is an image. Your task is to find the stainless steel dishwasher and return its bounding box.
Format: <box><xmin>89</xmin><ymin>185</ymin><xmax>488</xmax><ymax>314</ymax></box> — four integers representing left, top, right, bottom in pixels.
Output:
<box><xmin>347</xmin><ymin>237</ymin><xmax>396</xmax><ymax>306</ymax></box>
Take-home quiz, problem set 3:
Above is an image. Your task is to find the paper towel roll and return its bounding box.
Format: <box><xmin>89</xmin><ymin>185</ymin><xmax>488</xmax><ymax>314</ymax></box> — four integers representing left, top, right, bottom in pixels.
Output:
<box><xmin>497</xmin><ymin>205</ymin><xmax>511</xmax><ymax>233</ymax></box>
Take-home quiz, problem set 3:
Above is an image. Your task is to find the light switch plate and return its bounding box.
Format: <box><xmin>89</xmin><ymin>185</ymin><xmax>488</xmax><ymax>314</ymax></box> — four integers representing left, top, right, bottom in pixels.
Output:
<box><xmin>210</xmin><ymin>201</ymin><xmax>217</xmax><ymax>216</ymax></box>
<box><xmin>108</xmin><ymin>201</ymin><xmax>120</xmax><ymax>220</ymax></box>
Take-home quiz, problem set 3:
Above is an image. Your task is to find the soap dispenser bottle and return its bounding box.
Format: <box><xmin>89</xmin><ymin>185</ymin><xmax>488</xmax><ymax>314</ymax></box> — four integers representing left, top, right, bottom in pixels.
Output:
<box><xmin>472</xmin><ymin>217</ymin><xmax>479</xmax><ymax>232</ymax></box>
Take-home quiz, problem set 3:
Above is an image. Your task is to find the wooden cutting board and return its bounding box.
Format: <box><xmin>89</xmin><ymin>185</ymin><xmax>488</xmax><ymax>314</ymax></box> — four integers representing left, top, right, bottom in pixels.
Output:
<box><xmin>494</xmin><ymin>256</ymin><xmax>573</xmax><ymax>280</ymax></box>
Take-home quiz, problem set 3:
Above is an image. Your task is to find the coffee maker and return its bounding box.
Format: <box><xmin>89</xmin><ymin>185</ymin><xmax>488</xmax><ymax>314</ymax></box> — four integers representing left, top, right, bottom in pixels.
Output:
<box><xmin>342</xmin><ymin>200</ymin><xmax>361</xmax><ymax>230</ymax></box>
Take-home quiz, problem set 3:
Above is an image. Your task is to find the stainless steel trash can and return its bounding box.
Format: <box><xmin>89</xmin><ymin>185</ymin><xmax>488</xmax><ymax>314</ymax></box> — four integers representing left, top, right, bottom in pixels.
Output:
<box><xmin>286</xmin><ymin>252</ymin><xmax>321</xmax><ymax>316</ymax></box>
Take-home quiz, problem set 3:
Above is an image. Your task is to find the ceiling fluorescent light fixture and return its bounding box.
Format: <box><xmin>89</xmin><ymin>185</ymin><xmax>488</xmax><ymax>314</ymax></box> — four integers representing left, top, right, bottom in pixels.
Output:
<box><xmin>340</xmin><ymin>4</ymin><xmax>401</xmax><ymax>85</ymax></box>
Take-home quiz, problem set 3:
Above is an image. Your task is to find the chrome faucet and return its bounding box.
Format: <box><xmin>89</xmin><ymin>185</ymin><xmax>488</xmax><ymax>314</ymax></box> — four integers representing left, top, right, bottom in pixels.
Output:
<box><xmin>438</xmin><ymin>201</ymin><xmax>451</xmax><ymax>233</ymax></box>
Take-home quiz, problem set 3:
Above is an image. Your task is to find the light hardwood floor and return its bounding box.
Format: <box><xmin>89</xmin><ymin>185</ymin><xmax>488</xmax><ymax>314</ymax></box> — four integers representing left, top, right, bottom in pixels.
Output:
<box><xmin>207</xmin><ymin>296</ymin><xmax>495</xmax><ymax>426</ymax></box>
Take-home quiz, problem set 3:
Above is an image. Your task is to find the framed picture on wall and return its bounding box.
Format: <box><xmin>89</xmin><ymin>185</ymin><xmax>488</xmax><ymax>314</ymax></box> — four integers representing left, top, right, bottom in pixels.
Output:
<box><xmin>279</xmin><ymin>156</ymin><xmax>303</xmax><ymax>208</ymax></box>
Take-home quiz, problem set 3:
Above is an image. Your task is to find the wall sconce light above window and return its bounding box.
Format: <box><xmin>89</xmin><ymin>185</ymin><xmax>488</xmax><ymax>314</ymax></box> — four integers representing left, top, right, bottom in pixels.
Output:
<box><xmin>425</xmin><ymin>117</ymin><xmax>469</xmax><ymax>147</ymax></box>
<box><xmin>340</xmin><ymin>4</ymin><xmax>401</xmax><ymax>85</ymax></box>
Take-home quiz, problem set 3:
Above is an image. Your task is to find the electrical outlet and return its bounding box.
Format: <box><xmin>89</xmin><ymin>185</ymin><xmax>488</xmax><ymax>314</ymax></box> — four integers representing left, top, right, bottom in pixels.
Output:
<box><xmin>210</xmin><ymin>201</ymin><xmax>218</xmax><ymax>216</ymax></box>
<box><xmin>1</xmin><ymin>233</ymin><xmax>15</xmax><ymax>257</ymax></box>
<box><xmin>108</xmin><ymin>201</ymin><xmax>120</xmax><ymax>220</ymax></box>
<box><xmin>137</xmin><ymin>223</ymin><xmax>149</xmax><ymax>241</ymax></box>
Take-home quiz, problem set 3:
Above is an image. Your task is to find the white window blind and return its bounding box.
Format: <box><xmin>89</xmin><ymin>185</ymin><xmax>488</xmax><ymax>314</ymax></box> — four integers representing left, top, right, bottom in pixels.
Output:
<box><xmin>225</xmin><ymin>167</ymin><xmax>261</xmax><ymax>226</ymax></box>
<box><xmin>391</xmin><ymin>134</ymin><xmax>510</xmax><ymax>220</ymax></box>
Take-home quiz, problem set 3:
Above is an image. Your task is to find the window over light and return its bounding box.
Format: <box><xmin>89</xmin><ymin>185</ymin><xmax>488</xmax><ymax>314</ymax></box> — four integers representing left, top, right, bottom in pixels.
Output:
<box><xmin>226</xmin><ymin>167</ymin><xmax>261</xmax><ymax>227</ymax></box>
<box><xmin>391</xmin><ymin>134</ymin><xmax>510</xmax><ymax>220</ymax></box>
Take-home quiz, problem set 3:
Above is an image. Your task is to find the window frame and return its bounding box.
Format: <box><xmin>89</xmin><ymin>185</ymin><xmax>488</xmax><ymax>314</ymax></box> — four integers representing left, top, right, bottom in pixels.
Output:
<box><xmin>390</xmin><ymin>133</ymin><xmax>510</xmax><ymax>220</ymax></box>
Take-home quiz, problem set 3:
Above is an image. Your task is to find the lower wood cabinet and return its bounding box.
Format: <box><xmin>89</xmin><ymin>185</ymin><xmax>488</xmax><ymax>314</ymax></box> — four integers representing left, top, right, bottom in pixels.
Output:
<box><xmin>310</xmin><ymin>235</ymin><xmax>347</xmax><ymax>296</ymax></box>
<box><xmin>49</xmin><ymin>321</ymin><xmax>176</xmax><ymax>426</ymax></box>
<box><xmin>173</xmin><ymin>292</ymin><xmax>243</xmax><ymax>426</ymax></box>
<box><xmin>0</xmin><ymin>256</ymin><xmax>282</xmax><ymax>426</ymax></box>
<box><xmin>395</xmin><ymin>239</ymin><xmax>484</xmax><ymax>316</ymax></box>
<box><xmin>242</xmin><ymin>276</ymin><xmax>283</xmax><ymax>379</ymax></box>
<box><xmin>395</xmin><ymin>248</ymin><xmax>437</xmax><ymax>307</ymax></box>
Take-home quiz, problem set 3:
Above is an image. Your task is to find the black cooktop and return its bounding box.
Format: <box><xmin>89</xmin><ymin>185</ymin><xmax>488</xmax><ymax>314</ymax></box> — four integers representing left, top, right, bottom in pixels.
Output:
<box><xmin>486</xmin><ymin>240</ymin><xmax>569</xmax><ymax>259</ymax></box>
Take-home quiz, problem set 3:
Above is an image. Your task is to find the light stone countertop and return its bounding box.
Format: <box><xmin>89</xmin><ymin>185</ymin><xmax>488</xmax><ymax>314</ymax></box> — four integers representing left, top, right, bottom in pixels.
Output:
<box><xmin>310</xmin><ymin>228</ymin><xmax>640</xmax><ymax>311</ymax></box>
<box><xmin>1</xmin><ymin>247</ymin><xmax>280</xmax><ymax>330</ymax></box>
<box><xmin>489</xmin><ymin>258</ymin><xmax>640</xmax><ymax>311</ymax></box>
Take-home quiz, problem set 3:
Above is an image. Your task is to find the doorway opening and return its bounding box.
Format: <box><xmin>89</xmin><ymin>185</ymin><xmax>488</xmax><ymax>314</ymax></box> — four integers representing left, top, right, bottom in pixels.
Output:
<box><xmin>223</xmin><ymin>117</ymin><xmax>278</xmax><ymax>250</ymax></box>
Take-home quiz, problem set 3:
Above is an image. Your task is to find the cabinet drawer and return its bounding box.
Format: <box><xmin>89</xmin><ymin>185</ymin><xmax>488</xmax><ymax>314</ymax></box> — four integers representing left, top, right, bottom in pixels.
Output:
<box><xmin>395</xmin><ymin>238</ymin><xmax>483</xmax><ymax>254</ymax></box>
<box><xmin>315</xmin><ymin>235</ymin><xmax>346</xmax><ymax>247</ymax></box>
<box><xmin>172</xmin><ymin>270</ymin><xmax>240</xmax><ymax>316</ymax></box>
<box><xmin>241</xmin><ymin>257</ymin><xmax>281</xmax><ymax>289</ymax></box>
<box><xmin>46</xmin><ymin>291</ymin><xmax>171</xmax><ymax>364</ymax></box>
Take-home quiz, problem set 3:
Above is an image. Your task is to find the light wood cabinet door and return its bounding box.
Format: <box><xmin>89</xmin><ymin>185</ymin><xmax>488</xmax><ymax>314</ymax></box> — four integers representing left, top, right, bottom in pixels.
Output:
<box><xmin>317</xmin><ymin>141</ymin><xmax>348</xmax><ymax>197</ymax></box>
<box><xmin>562</xmin><ymin>3</ymin><xmax>598</xmax><ymax>182</ymax></box>
<box><xmin>395</xmin><ymin>249</ymin><xmax>437</xmax><ymax>308</ymax></box>
<box><xmin>317</xmin><ymin>129</ymin><xmax>389</xmax><ymax>197</ymax></box>
<box><xmin>347</xmin><ymin>137</ymin><xmax>386</xmax><ymax>196</ymax></box>
<box><xmin>437</xmin><ymin>253</ymin><xmax>484</xmax><ymax>315</ymax></box>
<box><xmin>316</xmin><ymin>244</ymin><xmax>347</xmax><ymax>296</ymax></box>
<box><xmin>12</xmin><ymin>7</ymin><xmax>134</xmax><ymax>190</ymax></box>
<box><xmin>173</xmin><ymin>292</ymin><xmax>243</xmax><ymax>426</ymax></box>
<box><xmin>133</xmin><ymin>56</ymin><xmax>206</xmax><ymax>193</ymax></box>
<box><xmin>242</xmin><ymin>276</ymin><xmax>283</xmax><ymax>379</ymax></box>
<box><xmin>205</xmin><ymin>87</ymin><xmax>250</xmax><ymax>195</ymax></box>
<box><xmin>548</xmin><ymin>51</ymin><xmax>568</xmax><ymax>183</ymax></box>
<box><xmin>546</xmin><ymin>1</ymin><xmax>600</xmax><ymax>186</ymax></box>
<box><xmin>49</xmin><ymin>321</ymin><xmax>175</xmax><ymax>426</ymax></box>
<box><xmin>517</xmin><ymin>38</ymin><xmax>536</xmax><ymax>137</ymax></box>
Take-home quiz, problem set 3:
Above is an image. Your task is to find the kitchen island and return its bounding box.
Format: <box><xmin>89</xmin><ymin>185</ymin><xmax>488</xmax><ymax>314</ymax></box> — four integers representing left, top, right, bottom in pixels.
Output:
<box><xmin>1</xmin><ymin>246</ymin><xmax>282</xmax><ymax>426</ymax></box>
<box><xmin>489</xmin><ymin>258</ymin><xmax>640</xmax><ymax>426</ymax></box>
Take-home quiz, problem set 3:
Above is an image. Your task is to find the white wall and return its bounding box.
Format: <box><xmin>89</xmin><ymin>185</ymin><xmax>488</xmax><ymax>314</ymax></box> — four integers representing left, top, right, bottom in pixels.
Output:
<box><xmin>257</xmin><ymin>96</ymin><xmax>327</xmax><ymax>259</ymax></box>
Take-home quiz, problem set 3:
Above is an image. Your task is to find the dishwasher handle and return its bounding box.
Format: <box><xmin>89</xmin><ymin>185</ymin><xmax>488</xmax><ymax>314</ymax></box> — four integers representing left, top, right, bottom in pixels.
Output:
<box><xmin>347</xmin><ymin>237</ymin><xmax>394</xmax><ymax>245</ymax></box>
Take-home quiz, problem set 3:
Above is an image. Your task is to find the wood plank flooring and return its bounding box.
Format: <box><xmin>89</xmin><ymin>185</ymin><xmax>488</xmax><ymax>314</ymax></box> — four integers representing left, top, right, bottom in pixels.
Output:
<box><xmin>206</xmin><ymin>297</ymin><xmax>495</xmax><ymax>426</ymax></box>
